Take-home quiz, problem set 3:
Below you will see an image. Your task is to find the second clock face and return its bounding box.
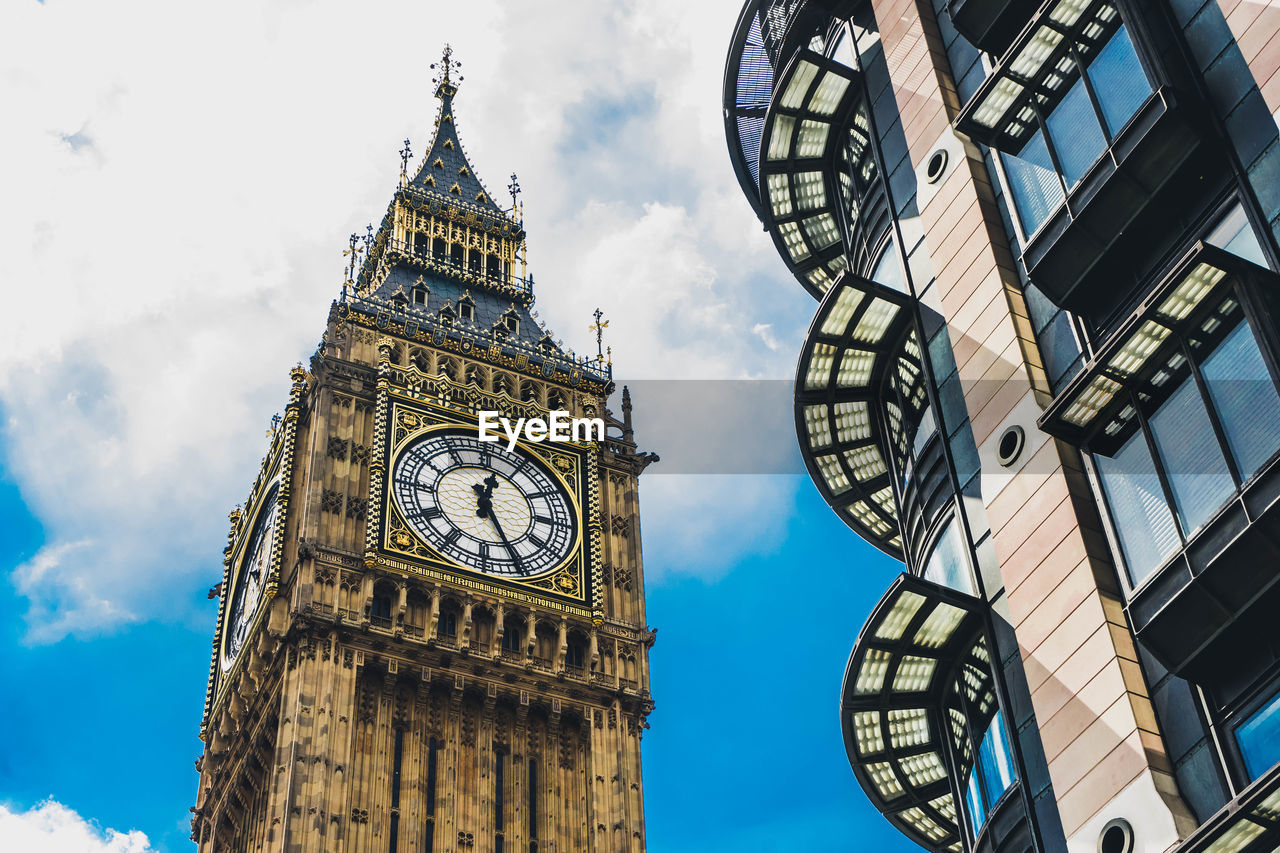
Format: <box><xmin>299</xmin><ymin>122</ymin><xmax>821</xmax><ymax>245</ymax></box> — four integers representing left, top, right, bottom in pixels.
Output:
<box><xmin>391</xmin><ymin>430</ymin><xmax>578</xmax><ymax>578</ymax></box>
<box><xmin>223</xmin><ymin>483</ymin><xmax>278</xmax><ymax>670</ymax></box>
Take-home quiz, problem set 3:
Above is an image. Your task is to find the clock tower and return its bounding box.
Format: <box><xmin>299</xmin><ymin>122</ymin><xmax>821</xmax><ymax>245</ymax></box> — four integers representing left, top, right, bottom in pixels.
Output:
<box><xmin>191</xmin><ymin>49</ymin><xmax>657</xmax><ymax>852</ymax></box>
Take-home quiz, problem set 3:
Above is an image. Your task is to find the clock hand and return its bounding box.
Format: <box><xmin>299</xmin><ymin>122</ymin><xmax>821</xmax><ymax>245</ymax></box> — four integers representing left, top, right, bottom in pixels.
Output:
<box><xmin>485</xmin><ymin>509</ymin><xmax>523</xmax><ymax>573</ymax></box>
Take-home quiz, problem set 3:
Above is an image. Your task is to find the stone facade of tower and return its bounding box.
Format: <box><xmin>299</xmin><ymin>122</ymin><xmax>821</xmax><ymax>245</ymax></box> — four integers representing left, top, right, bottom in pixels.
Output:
<box><xmin>191</xmin><ymin>55</ymin><xmax>656</xmax><ymax>853</ymax></box>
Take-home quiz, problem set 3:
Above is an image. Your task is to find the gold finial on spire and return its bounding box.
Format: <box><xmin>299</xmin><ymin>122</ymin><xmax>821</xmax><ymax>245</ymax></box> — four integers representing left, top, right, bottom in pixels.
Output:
<box><xmin>341</xmin><ymin>232</ymin><xmax>362</xmax><ymax>297</ymax></box>
<box><xmin>431</xmin><ymin>44</ymin><xmax>463</xmax><ymax>96</ymax></box>
<box><xmin>508</xmin><ymin>173</ymin><xmax>523</xmax><ymax>221</ymax></box>
<box><xmin>589</xmin><ymin>308</ymin><xmax>609</xmax><ymax>364</ymax></box>
<box><xmin>399</xmin><ymin>138</ymin><xmax>412</xmax><ymax>187</ymax></box>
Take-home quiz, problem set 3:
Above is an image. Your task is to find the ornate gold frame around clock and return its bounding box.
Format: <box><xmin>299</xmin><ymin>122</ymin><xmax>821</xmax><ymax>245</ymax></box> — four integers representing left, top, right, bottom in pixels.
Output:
<box><xmin>362</xmin><ymin>340</ymin><xmax>602</xmax><ymax>618</ymax></box>
<box><xmin>201</xmin><ymin>367</ymin><xmax>306</xmax><ymax>733</ymax></box>
<box><xmin>373</xmin><ymin>396</ymin><xmax>594</xmax><ymax>610</ymax></box>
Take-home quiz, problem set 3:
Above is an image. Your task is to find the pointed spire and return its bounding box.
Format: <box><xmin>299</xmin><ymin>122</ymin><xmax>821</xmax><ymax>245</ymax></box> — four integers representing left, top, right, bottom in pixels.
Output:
<box><xmin>408</xmin><ymin>45</ymin><xmax>507</xmax><ymax>218</ymax></box>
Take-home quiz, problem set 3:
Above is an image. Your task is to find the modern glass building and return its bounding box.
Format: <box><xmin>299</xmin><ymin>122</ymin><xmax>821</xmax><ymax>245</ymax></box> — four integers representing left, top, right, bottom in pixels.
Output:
<box><xmin>723</xmin><ymin>3</ymin><xmax>1280</xmax><ymax>853</ymax></box>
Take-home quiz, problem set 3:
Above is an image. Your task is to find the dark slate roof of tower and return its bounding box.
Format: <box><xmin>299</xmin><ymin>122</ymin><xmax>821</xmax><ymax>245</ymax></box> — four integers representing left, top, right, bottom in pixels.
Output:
<box><xmin>407</xmin><ymin>79</ymin><xmax>506</xmax><ymax>217</ymax></box>
<box><xmin>340</xmin><ymin>47</ymin><xmax>611</xmax><ymax>390</ymax></box>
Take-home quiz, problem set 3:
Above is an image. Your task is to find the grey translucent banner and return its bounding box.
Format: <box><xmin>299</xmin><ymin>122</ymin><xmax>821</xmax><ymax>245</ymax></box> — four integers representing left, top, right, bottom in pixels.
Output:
<box><xmin>610</xmin><ymin>380</ymin><xmax>805</xmax><ymax>475</ymax></box>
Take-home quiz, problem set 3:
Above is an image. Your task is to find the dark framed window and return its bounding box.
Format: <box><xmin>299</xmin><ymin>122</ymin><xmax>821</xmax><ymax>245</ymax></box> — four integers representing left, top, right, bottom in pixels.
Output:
<box><xmin>438</xmin><ymin>610</ymin><xmax>458</xmax><ymax>638</ymax></box>
<box><xmin>922</xmin><ymin>517</ymin><xmax>974</xmax><ymax>596</ymax></box>
<box><xmin>871</xmin><ymin>239</ymin><xmax>907</xmax><ymax>293</ymax></box>
<box><xmin>494</xmin><ymin>748</ymin><xmax>507</xmax><ymax>853</ymax></box>
<box><xmin>388</xmin><ymin>728</ymin><xmax>404</xmax><ymax>853</ymax></box>
<box><xmin>424</xmin><ymin>737</ymin><xmax>440</xmax><ymax>847</ymax></box>
<box><xmin>371</xmin><ymin>594</ymin><xmax>393</xmax><ymax>626</ymax></box>
<box><xmin>961</xmin><ymin>710</ymin><xmax>1017</xmax><ymax>834</ymax></box>
<box><xmin>502</xmin><ymin>622</ymin><xmax>523</xmax><ymax>652</ymax></box>
<box><xmin>565</xmin><ymin>638</ymin><xmax>586</xmax><ymax>670</ymax></box>
<box><xmin>1235</xmin><ymin>683</ymin><xmax>1280</xmax><ymax>781</ymax></box>
<box><xmin>1093</xmin><ymin>306</ymin><xmax>1280</xmax><ymax>586</ymax></box>
<box><xmin>987</xmin><ymin>9</ymin><xmax>1154</xmax><ymax>236</ymax></box>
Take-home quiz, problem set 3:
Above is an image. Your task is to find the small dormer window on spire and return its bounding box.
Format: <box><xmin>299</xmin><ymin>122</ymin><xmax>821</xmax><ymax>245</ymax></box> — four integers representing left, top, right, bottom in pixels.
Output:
<box><xmin>443</xmin><ymin>139</ymin><xmax>454</xmax><ymax>150</ymax></box>
<box><xmin>458</xmin><ymin>291</ymin><xmax>475</xmax><ymax>323</ymax></box>
<box><xmin>459</xmin><ymin>166</ymin><xmax>470</xmax><ymax>177</ymax></box>
<box><xmin>449</xmin><ymin>184</ymin><xmax>462</xmax><ymax>196</ymax></box>
<box><xmin>434</xmin><ymin>157</ymin><xmax>444</xmax><ymax>169</ymax></box>
<box><xmin>413</xmin><ymin>286</ymin><xmax>428</xmax><ymax>306</ymax></box>
<box><xmin>439</xmin><ymin>302</ymin><xmax>456</xmax><ymax>326</ymax></box>
<box><xmin>498</xmin><ymin>306</ymin><xmax>520</xmax><ymax>336</ymax></box>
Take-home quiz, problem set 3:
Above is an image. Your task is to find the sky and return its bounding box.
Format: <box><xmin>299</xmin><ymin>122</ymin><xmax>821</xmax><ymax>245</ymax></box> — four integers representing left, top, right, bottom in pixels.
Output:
<box><xmin>0</xmin><ymin>0</ymin><xmax>912</xmax><ymax>849</ymax></box>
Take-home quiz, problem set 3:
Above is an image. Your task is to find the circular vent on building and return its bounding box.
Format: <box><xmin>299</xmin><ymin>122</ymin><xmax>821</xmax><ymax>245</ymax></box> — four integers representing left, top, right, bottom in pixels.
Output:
<box><xmin>1099</xmin><ymin>819</ymin><xmax>1135</xmax><ymax>853</ymax></box>
<box><xmin>996</xmin><ymin>425</ymin><xmax>1025</xmax><ymax>467</ymax></box>
<box><xmin>926</xmin><ymin>149</ymin><xmax>948</xmax><ymax>184</ymax></box>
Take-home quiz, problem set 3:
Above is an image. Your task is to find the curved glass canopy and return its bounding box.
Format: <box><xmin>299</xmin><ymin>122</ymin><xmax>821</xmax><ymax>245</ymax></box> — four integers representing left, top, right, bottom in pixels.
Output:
<box><xmin>759</xmin><ymin>49</ymin><xmax>864</xmax><ymax>299</ymax></box>
<box><xmin>795</xmin><ymin>270</ymin><xmax>927</xmax><ymax>558</ymax></box>
<box><xmin>840</xmin><ymin>573</ymin><xmax>996</xmax><ymax>853</ymax></box>
<box><xmin>723</xmin><ymin>0</ymin><xmax>774</xmax><ymax>220</ymax></box>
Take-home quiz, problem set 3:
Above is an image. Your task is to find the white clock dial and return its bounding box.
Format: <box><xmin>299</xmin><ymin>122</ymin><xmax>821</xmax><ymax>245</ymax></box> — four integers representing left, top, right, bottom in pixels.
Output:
<box><xmin>391</xmin><ymin>430</ymin><xmax>577</xmax><ymax>578</ymax></box>
<box><xmin>223</xmin><ymin>483</ymin><xmax>279</xmax><ymax>669</ymax></box>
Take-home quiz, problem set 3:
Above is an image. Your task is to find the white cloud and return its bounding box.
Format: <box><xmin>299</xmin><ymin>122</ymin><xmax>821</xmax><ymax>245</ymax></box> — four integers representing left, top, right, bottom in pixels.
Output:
<box><xmin>640</xmin><ymin>476</ymin><xmax>803</xmax><ymax>582</ymax></box>
<box><xmin>752</xmin><ymin>323</ymin><xmax>782</xmax><ymax>351</ymax></box>
<box><xmin>0</xmin><ymin>800</ymin><xmax>153</xmax><ymax>853</ymax></box>
<box><xmin>0</xmin><ymin>0</ymin><xmax>808</xmax><ymax>641</ymax></box>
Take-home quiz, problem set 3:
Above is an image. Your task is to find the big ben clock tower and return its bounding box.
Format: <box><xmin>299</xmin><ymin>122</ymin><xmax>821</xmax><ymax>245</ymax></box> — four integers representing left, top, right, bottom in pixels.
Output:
<box><xmin>191</xmin><ymin>48</ymin><xmax>657</xmax><ymax>852</ymax></box>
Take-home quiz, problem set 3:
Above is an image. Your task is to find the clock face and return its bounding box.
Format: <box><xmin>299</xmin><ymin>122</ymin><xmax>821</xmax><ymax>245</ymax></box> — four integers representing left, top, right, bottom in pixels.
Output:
<box><xmin>223</xmin><ymin>484</ymin><xmax>279</xmax><ymax>669</ymax></box>
<box><xmin>391</xmin><ymin>430</ymin><xmax>578</xmax><ymax>578</ymax></box>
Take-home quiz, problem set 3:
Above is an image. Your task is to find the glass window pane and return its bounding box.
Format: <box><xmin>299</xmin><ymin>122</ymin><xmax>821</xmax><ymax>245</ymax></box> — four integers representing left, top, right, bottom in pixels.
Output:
<box><xmin>1045</xmin><ymin>74</ymin><xmax>1107</xmax><ymax>186</ymax></box>
<box><xmin>1038</xmin><ymin>310</ymin><xmax>1083</xmax><ymax>388</ymax></box>
<box><xmin>923</xmin><ymin>518</ymin><xmax>974</xmax><ymax>594</ymax></box>
<box><xmin>1207</xmin><ymin>203</ymin><xmax>1269</xmax><ymax>268</ymax></box>
<box><xmin>872</xmin><ymin>241</ymin><xmax>907</xmax><ymax>292</ymax></box>
<box><xmin>1002</xmin><ymin>131</ymin><xmax>1064</xmax><ymax>235</ymax></box>
<box><xmin>912</xmin><ymin>405</ymin><xmax>938</xmax><ymax>459</ymax></box>
<box><xmin>1149</xmin><ymin>376</ymin><xmax>1236</xmax><ymax>535</ymax></box>
<box><xmin>964</xmin><ymin>768</ymin><xmax>986</xmax><ymax>831</ymax></box>
<box><xmin>978</xmin><ymin>711</ymin><xmax>1016</xmax><ymax>809</ymax></box>
<box><xmin>1237</xmin><ymin>688</ymin><xmax>1280</xmax><ymax>780</ymax></box>
<box><xmin>1202</xmin><ymin>322</ymin><xmax>1280</xmax><ymax>479</ymax></box>
<box><xmin>1095</xmin><ymin>431</ymin><xmax>1181</xmax><ymax>585</ymax></box>
<box><xmin>1087</xmin><ymin>25</ymin><xmax>1152</xmax><ymax>137</ymax></box>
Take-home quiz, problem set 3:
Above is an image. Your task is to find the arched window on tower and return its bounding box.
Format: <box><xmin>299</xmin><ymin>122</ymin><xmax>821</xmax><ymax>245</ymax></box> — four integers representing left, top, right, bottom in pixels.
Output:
<box><xmin>566</xmin><ymin>630</ymin><xmax>588</xmax><ymax>675</ymax></box>
<box><xmin>437</xmin><ymin>356</ymin><xmax>458</xmax><ymax>381</ymax></box>
<box><xmin>534</xmin><ymin>622</ymin><xmax>557</xmax><ymax>669</ymax></box>
<box><xmin>433</xmin><ymin>237</ymin><xmax>446</xmax><ymax>260</ymax></box>
<box><xmin>502</xmin><ymin>617</ymin><xmax>525</xmax><ymax>656</ymax></box>
<box><xmin>405</xmin><ymin>589</ymin><xmax>429</xmax><ymax>639</ymax></box>
<box><xmin>437</xmin><ymin>600</ymin><xmax>459</xmax><ymax>643</ymax></box>
<box><xmin>450</xmin><ymin>242</ymin><xmax>465</xmax><ymax>269</ymax></box>
<box><xmin>471</xmin><ymin>605</ymin><xmax>494</xmax><ymax>654</ymax></box>
<box><xmin>370</xmin><ymin>582</ymin><xmax>394</xmax><ymax>629</ymax></box>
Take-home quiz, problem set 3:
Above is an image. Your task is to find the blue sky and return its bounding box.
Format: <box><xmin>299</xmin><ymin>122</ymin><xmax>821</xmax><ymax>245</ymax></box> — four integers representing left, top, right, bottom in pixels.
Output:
<box><xmin>0</xmin><ymin>1</ymin><xmax>919</xmax><ymax>849</ymax></box>
<box><xmin>0</xmin><ymin>456</ymin><xmax>912</xmax><ymax>851</ymax></box>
